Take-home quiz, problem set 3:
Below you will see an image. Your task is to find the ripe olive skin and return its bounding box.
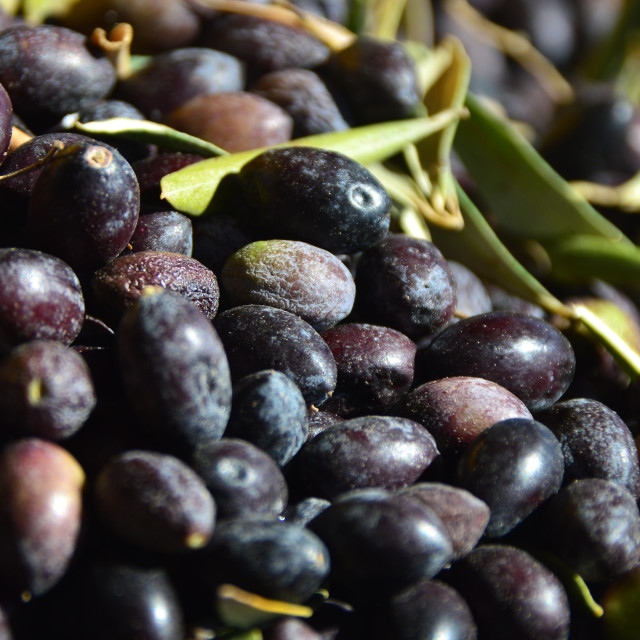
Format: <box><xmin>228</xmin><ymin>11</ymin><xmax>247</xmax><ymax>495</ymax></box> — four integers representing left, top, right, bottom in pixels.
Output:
<box><xmin>0</xmin><ymin>340</ymin><xmax>96</xmax><ymax>440</ymax></box>
<box><xmin>201</xmin><ymin>13</ymin><xmax>331</xmax><ymax>78</ymax></box>
<box><xmin>321</xmin><ymin>322</ymin><xmax>417</xmax><ymax>416</ymax></box>
<box><xmin>191</xmin><ymin>438</ymin><xmax>288</xmax><ymax>520</ymax></box>
<box><xmin>199</xmin><ymin>517</ymin><xmax>331</xmax><ymax>604</ymax></box>
<box><xmin>0</xmin><ymin>248</ymin><xmax>85</xmax><ymax>354</ymax></box>
<box><xmin>226</xmin><ymin>369</ymin><xmax>309</xmax><ymax>467</ymax></box>
<box><xmin>419</xmin><ymin>311</ymin><xmax>576</xmax><ymax>411</ymax></box>
<box><xmin>28</xmin><ymin>142</ymin><xmax>140</xmax><ymax>272</ymax></box>
<box><xmin>117</xmin><ymin>288</ymin><xmax>232</xmax><ymax>457</ymax></box>
<box><xmin>354</xmin><ymin>234</ymin><xmax>457</xmax><ymax>338</ymax></box>
<box><xmin>446</xmin><ymin>545</ymin><xmax>571</xmax><ymax>640</ymax></box>
<box><xmin>401</xmin><ymin>376</ymin><xmax>533</xmax><ymax>457</ymax></box>
<box><xmin>0</xmin><ymin>24</ymin><xmax>116</xmax><ymax>129</ymax></box>
<box><xmin>537</xmin><ymin>397</ymin><xmax>640</xmax><ymax>498</ymax></box>
<box><xmin>94</xmin><ymin>450</ymin><xmax>216</xmax><ymax>553</ymax></box>
<box><xmin>238</xmin><ymin>146</ymin><xmax>391</xmax><ymax>254</ymax></box>
<box><xmin>456</xmin><ymin>418</ymin><xmax>565</xmax><ymax>538</ymax></box>
<box><xmin>92</xmin><ymin>250</ymin><xmax>220</xmax><ymax>322</ymax></box>
<box><xmin>214</xmin><ymin>304</ymin><xmax>337</xmax><ymax>407</ymax></box>
<box><xmin>294</xmin><ymin>415</ymin><xmax>439</xmax><ymax>499</ymax></box>
<box><xmin>324</xmin><ymin>34</ymin><xmax>422</xmax><ymax>125</ymax></box>
<box><xmin>0</xmin><ymin>438</ymin><xmax>85</xmax><ymax>596</ymax></box>
<box><xmin>222</xmin><ymin>239</ymin><xmax>356</xmax><ymax>332</ymax></box>
<box><xmin>308</xmin><ymin>488</ymin><xmax>454</xmax><ymax>605</ymax></box>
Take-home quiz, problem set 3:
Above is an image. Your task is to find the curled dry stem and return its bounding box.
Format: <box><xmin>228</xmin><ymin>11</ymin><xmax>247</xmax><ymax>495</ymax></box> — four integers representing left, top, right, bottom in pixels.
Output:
<box><xmin>0</xmin><ymin>141</ymin><xmax>64</xmax><ymax>183</ymax></box>
<box><xmin>90</xmin><ymin>22</ymin><xmax>135</xmax><ymax>81</ymax></box>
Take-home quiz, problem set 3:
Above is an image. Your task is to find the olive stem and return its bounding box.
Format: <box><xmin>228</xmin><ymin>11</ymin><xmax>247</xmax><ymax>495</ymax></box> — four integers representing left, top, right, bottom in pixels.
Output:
<box><xmin>90</xmin><ymin>23</ymin><xmax>135</xmax><ymax>81</ymax></box>
<box><xmin>444</xmin><ymin>0</ymin><xmax>574</xmax><ymax>105</ymax></box>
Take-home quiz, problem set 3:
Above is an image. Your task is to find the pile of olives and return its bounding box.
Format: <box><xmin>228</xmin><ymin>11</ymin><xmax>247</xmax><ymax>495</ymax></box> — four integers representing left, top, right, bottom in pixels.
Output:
<box><xmin>0</xmin><ymin>1</ymin><xmax>639</xmax><ymax>639</ymax></box>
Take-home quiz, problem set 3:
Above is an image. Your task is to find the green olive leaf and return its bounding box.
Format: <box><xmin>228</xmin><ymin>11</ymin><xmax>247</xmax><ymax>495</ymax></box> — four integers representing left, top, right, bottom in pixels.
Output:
<box><xmin>362</xmin><ymin>0</ymin><xmax>408</xmax><ymax>39</ymax></box>
<box><xmin>429</xmin><ymin>182</ymin><xmax>569</xmax><ymax>316</ymax></box>
<box><xmin>582</xmin><ymin>0</ymin><xmax>640</xmax><ymax>83</ymax></box>
<box><xmin>454</xmin><ymin>92</ymin><xmax>633</xmax><ymax>244</ymax></box>
<box><xmin>71</xmin><ymin>117</ymin><xmax>229</xmax><ymax>157</ymax></box>
<box><xmin>543</xmin><ymin>234</ymin><xmax>640</xmax><ymax>290</ymax></box>
<box><xmin>160</xmin><ymin>108</ymin><xmax>464</xmax><ymax>216</ymax></box>
<box><xmin>400</xmin><ymin>0</ymin><xmax>435</xmax><ymax>46</ymax></box>
<box><xmin>575</xmin><ymin>304</ymin><xmax>640</xmax><ymax>380</ymax></box>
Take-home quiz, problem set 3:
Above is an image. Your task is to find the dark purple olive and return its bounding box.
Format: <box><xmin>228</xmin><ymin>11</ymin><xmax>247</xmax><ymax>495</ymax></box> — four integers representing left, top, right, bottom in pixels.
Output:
<box><xmin>94</xmin><ymin>449</ymin><xmax>216</xmax><ymax>552</ymax></box>
<box><xmin>320</xmin><ymin>323</ymin><xmax>416</xmax><ymax>416</ymax></box>
<box><xmin>387</xmin><ymin>580</ymin><xmax>478</xmax><ymax>640</ymax></box>
<box><xmin>456</xmin><ymin>418</ymin><xmax>565</xmax><ymax>537</ymax></box>
<box><xmin>92</xmin><ymin>250</ymin><xmax>219</xmax><ymax>322</ymax></box>
<box><xmin>198</xmin><ymin>517</ymin><xmax>331</xmax><ymax>604</ymax></box>
<box><xmin>0</xmin><ymin>340</ymin><xmax>96</xmax><ymax>440</ymax></box>
<box><xmin>294</xmin><ymin>415</ymin><xmax>439</xmax><ymax>499</ymax></box>
<box><xmin>398</xmin><ymin>483</ymin><xmax>490</xmax><ymax>559</ymax></box>
<box><xmin>419</xmin><ymin>312</ymin><xmax>576</xmax><ymax>411</ymax></box>
<box><xmin>535</xmin><ymin>478</ymin><xmax>640</xmax><ymax>583</ymax></box>
<box><xmin>401</xmin><ymin>376</ymin><xmax>533</xmax><ymax>456</ymax></box>
<box><xmin>191</xmin><ymin>438</ymin><xmax>288</xmax><ymax>519</ymax></box>
<box><xmin>308</xmin><ymin>488</ymin><xmax>453</xmax><ymax>605</ymax></box>
<box><xmin>117</xmin><ymin>288</ymin><xmax>232</xmax><ymax>456</ymax></box>
<box><xmin>445</xmin><ymin>544</ymin><xmax>570</xmax><ymax>640</ymax></box>
<box><xmin>0</xmin><ymin>438</ymin><xmax>84</xmax><ymax>596</ymax></box>
<box><xmin>214</xmin><ymin>304</ymin><xmax>337</xmax><ymax>407</ymax></box>
<box><xmin>0</xmin><ymin>248</ymin><xmax>85</xmax><ymax>354</ymax></box>
<box><xmin>537</xmin><ymin>397</ymin><xmax>640</xmax><ymax>498</ymax></box>
<box><xmin>354</xmin><ymin>234</ymin><xmax>457</xmax><ymax>338</ymax></box>
<box><xmin>238</xmin><ymin>146</ymin><xmax>391</xmax><ymax>254</ymax></box>
<box><xmin>0</xmin><ymin>24</ymin><xmax>116</xmax><ymax>129</ymax></box>
<box><xmin>28</xmin><ymin>142</ymin><xmax>140</xmax><ymax>272</ymax></box>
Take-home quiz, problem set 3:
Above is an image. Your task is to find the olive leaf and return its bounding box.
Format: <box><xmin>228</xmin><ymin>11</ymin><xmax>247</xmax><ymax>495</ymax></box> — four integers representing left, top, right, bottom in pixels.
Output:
<box><xmin>429</xmin><ymin>182</ymin><xmax>570</xmax><ymax>316</ymax></box>
<box><xmin>572</xmin><ymin>302</ymin><xmax>640</xmax><ymax>381</ymax></box>
<box><xmin>582</xmin><ymin>0</ymin><xmax>640</xmax><ymax>82</ymax></box>
<box><xmin>543</xmin><ymin>234</ymin><xmax>640</xmax><ymax>289</ymax></box>
<box><xmin>71</xmin><ymin>117</ymin><xmax>228</xmax><ymax>157</ymax></box>
<box><xmin>361</xmin><ymin>0</ymin><xmax>409</xmax><ymax>39</ymax></box>
<box><xmin>400</xmin><ymin>0</ymin><xmax>435</xmax><ymax>47</ymax></box>
<box><xmin>161</xmin><ymin>108</ymin><xmax>464</xmax><ymax>216</ymax></box>
<box><xmin>454</xmin><ymin>92</ymin><xmax>632</xmax><ymax>243</ymax></box>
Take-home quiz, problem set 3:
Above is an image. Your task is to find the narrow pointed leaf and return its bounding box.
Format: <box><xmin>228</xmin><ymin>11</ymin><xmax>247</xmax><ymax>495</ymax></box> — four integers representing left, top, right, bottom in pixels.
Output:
<box><xmin>571</xmin><ymin>303</ymin><xmax>640</xmax><ymax>380</ymax></box>
<box><xmin>72</xmin><ymin>117</ymin><xmax>228</xmax><ymax>157</ymax></box>
<box><xmin>161</xmin><ymin>109</ymin><xmax>464</xmax><ymax>215</ymax></box>
<box><xmin>454</xmin><ymin>92</ymin><xmax>633</xmax><ymax>244</ymax></box>
<box><xmin>364</xmin><ymin>0</ymin><xmax>408</xmax><ymax>39</ymax></box>
<box><xmin>429</xmin><ymin>182</ymin><xmax>569</xmax><ymax>315</ymax></box>
<box><xmin>543</xmin><ymin>234</ymin><xmax>640</xmax><ymax>287</ymax></box>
